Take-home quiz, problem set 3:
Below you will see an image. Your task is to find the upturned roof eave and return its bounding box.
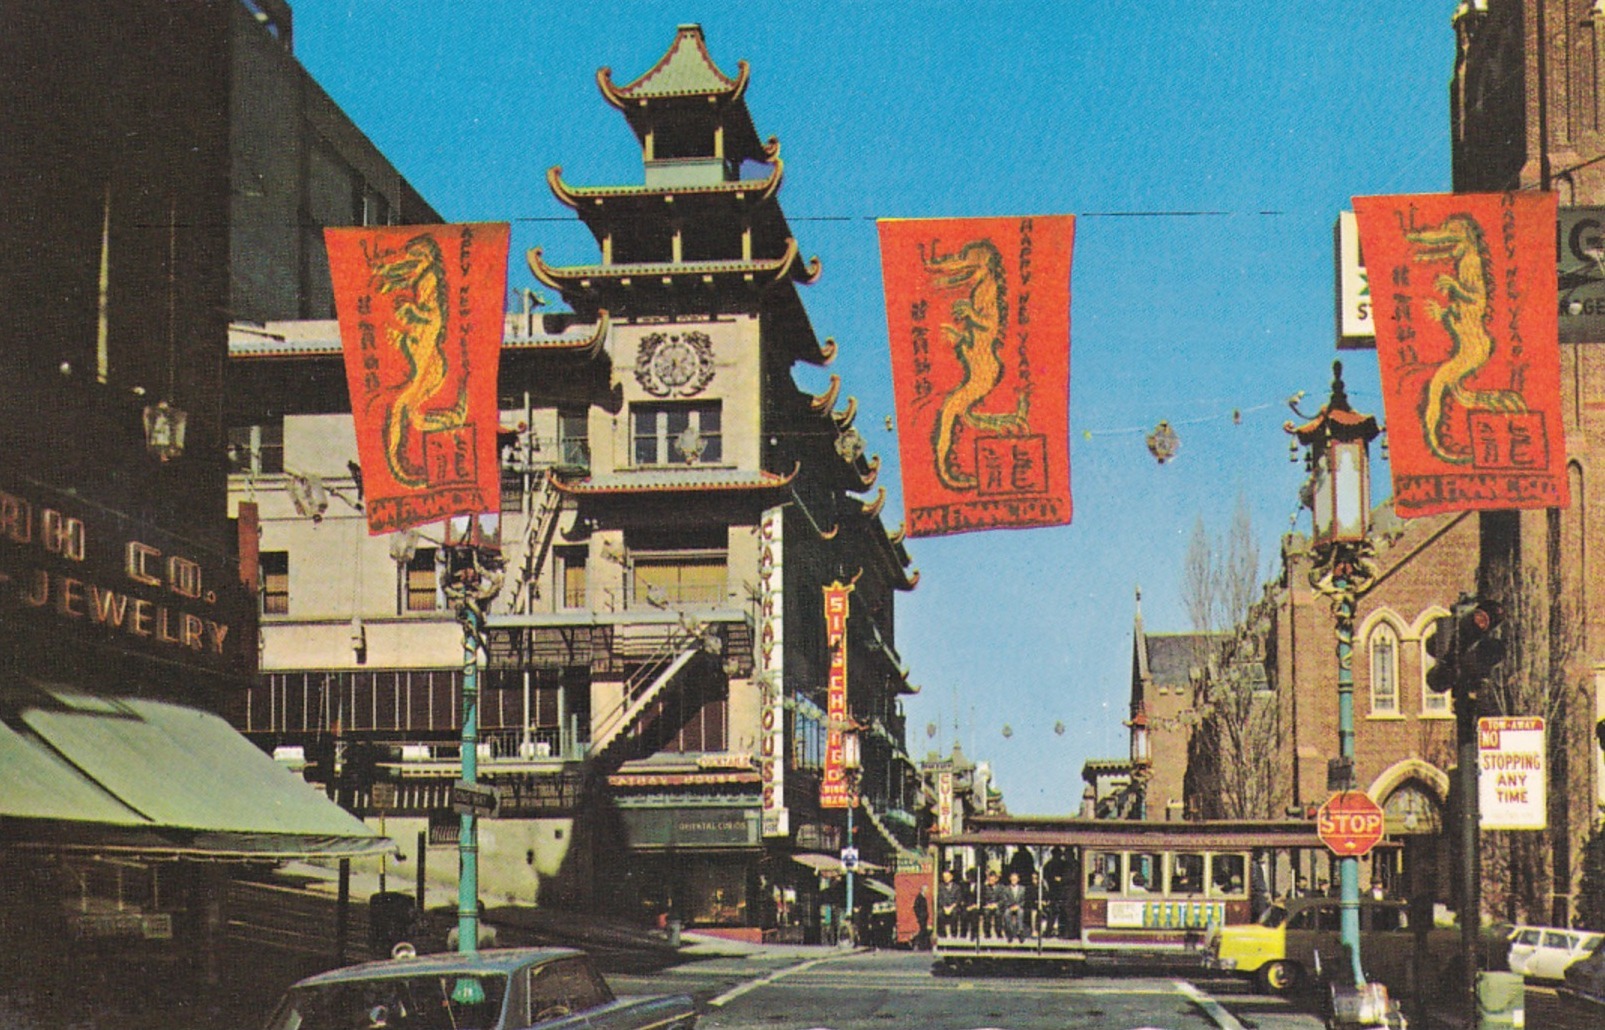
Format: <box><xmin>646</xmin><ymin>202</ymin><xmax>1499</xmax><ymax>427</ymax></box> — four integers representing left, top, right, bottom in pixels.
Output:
<box><xmin>547</xmin><ymin>140</ymin><xmax>784</xmax><ymax>212</ymax></box>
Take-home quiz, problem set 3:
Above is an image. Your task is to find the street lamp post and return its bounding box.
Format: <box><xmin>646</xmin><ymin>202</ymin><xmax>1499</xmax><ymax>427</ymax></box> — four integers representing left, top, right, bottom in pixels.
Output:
<box><xmin>1286</xmin><ymin>361</ymin><xmax>1380</xmax><ymax>990</ymax></box>
<box><xmin>843</xmin><ymin>730</ymin><xmax>861</xmax><ymax>948</ymax></box>
<box><xmin>442</xmin><ymin>537</ymin><xmax>504</xmax><ymax>1001</ymax></box>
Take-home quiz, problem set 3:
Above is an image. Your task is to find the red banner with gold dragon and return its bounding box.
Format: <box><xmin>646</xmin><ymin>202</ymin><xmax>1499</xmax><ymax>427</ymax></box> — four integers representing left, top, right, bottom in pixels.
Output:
<box><xmin>325</xmin><ymin>223</ymin><xmax>509</xmax><ymax>535</ymax></box>
<box><xmin>878</xmin><ymin>216</ymin><xmax>1074</xmax><ymax>537</ymax></box>
<box><xmin>1352</xmin><ymin>193</ymin><xmax>1567</xmax><ymax>517</ymax></box>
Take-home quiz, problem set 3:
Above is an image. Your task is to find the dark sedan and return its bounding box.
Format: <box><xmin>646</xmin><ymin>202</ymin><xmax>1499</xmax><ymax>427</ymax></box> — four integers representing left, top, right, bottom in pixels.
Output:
<box><xmin>1560</xmin><ymin>940</ymin><xmax>1605</xmax><ymax>1017</ymax></box>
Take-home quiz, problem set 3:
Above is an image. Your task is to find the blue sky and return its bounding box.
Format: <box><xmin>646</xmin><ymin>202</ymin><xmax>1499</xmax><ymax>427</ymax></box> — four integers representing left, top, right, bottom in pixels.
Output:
<box><xmin>290</xmin><ymin>1</ymin><xmax>1453</xmax><ymax>812</ymax></box>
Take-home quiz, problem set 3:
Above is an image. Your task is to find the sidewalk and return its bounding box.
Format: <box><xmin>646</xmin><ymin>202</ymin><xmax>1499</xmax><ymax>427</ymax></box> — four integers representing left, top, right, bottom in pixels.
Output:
<box><xmin>277</xmin><ymin>859</ymin><xmax>846</xmax><ymax>965</ymax></box>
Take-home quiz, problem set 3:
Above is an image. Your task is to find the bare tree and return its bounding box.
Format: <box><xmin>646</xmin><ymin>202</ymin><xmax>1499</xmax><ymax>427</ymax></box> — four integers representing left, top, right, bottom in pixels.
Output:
<box><xmin>1476</xmin><ymin>561</ymin><xmax>1588</xmax><ymax>925</ymax></box>
<box><xmin>1180</xmin><ymin>498</ymin><xmax>1279</xmax><ymax>819</ymax></box>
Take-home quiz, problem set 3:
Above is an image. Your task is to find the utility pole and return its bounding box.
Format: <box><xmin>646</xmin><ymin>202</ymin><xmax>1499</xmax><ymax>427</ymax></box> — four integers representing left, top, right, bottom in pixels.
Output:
<box><xmin>1425</xmin><ymin>594</ymin><xmax>1507</xmax><ymax>1027</ymax></box>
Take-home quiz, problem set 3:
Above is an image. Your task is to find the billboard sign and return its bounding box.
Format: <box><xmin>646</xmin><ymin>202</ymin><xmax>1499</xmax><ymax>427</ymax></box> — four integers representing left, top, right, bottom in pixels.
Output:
<box><xmin>758</xmin><ymin>506</ymin><xmax>789</xmax><ymax>836</ymax></box>
<box><xmin>1335</xmin><ymin>211</ymin><xmax>1374</xmax><ymax>348</ymax></box>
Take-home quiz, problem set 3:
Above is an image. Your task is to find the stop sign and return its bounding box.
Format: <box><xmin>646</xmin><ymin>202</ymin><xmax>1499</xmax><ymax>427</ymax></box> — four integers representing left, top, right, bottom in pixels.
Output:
<box><xmin>1317</xmin><ymin>791</ymin><xmax>1385</xmax><ymax>857</ymax></box>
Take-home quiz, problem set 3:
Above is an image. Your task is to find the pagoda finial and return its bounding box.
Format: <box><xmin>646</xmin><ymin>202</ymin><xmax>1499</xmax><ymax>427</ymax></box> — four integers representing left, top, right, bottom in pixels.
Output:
<box><xmin>1328</xmin><ymin>360</ymin><xmax>1351</xmax><ymax>412</ymax></box>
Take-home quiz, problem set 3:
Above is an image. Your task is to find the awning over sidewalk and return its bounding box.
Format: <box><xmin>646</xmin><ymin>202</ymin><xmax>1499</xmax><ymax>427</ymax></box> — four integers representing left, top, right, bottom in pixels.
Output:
<box><xmin>0</xmin><ymin>679</ymin><xmax>392</xmax><ymax>859</ymax></box>
<box><xmin>790</xmin><ymin>852</ymin><xmax>887</xmax><ymax>876</ymax></box>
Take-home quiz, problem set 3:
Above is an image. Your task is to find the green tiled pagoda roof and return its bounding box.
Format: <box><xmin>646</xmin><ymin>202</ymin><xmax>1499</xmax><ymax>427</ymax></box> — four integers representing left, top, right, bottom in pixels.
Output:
<box><xmin>600</xmin><ymin>24</ymin><xmax>746</xmax><ymax>101</ymax></box>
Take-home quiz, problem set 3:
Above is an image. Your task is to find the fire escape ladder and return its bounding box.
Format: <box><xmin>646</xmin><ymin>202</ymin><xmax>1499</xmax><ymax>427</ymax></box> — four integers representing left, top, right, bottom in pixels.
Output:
<box><xmin>587</xmin><ymin>642</ymin><xmax>700</xmax><ymax>761</ymax></box>
<box><xmin>513</xmin><ymin>471</ymin><xmax>564</xmax><ymax>614</ymax></box>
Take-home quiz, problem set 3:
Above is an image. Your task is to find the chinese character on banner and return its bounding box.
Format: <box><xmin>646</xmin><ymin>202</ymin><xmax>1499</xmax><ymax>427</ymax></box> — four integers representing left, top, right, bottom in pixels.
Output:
<box><xmin>878</xmin><ymin>215</ymin><xmax>1074</xmax><ymax>537</ymax></box>
<box><xmin>325</xmin><ymin>223</ymin><xmax>510</xmax><ymax>535</ymax></box>
<box><xmin>1351</xmin><ymin>194</ymin><xmax>1568</xmax><ymax>517</ymax></box>
<box><xmin>820</xmin><ymin>580</ymin><xmax>853</xmax><ymax>809</ymax></box>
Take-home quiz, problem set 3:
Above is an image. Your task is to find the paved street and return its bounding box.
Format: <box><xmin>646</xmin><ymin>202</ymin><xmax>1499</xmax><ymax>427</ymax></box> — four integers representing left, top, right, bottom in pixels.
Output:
<box><xmin>610</xmin><ymin>950</ymin><xmax>1322</xmax><ymax>1030</ymax></box>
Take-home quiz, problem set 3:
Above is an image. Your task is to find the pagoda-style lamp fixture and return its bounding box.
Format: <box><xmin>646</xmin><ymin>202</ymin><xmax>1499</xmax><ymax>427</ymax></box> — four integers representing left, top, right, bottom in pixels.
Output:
<box><xmin>842</xmin><ymin>728</ymin><xmax>862</xmax><ymax>772</ymax></box>
<box><xmin>1288</xmin><ymin>361</ymin><xmax>1379</xmax><ymax>551</ymax></box>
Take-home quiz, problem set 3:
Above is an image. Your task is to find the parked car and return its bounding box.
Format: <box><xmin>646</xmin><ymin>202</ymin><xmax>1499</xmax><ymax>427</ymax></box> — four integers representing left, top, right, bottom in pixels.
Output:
<box><xmin>1205</xmin><ymin>897</ymin><xmax>1457</xmax><ymax>995</ymax></box>
<box><xmin>1507</xmin><ymin>925</ymin><xmax>1604</xmax><ymax>981</ymax></box>
<box><xmin>263</xmin><ymin>947</ymin><xmax>696</xmax><ymax>1030</ymax></box>
<box><xmin>1559</xmin><ymin>939</ymin><xmax>1605</xmax><ymax>1017</ymax></box>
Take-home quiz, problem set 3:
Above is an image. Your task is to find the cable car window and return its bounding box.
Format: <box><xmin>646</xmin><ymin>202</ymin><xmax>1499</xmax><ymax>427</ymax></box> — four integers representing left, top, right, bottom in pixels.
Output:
<box><xmin>1085</xmin><ymin>852</ymin><xmax>1118</xmax><ymax>894</ymax></box>
<box><xmin>1127</xmin><ymin>852</ymin><xmax>1161</xmax><ymax>893</ymax></box>
<box><xmin>1170</xmin><ymin>853</ymin><xmax>1205</xmax><ymax>895</ymax></box>
<box><xmin>1210</xmin><ymin>853</ymin><xmax>1247</xmax><ymax>896</ymax></box>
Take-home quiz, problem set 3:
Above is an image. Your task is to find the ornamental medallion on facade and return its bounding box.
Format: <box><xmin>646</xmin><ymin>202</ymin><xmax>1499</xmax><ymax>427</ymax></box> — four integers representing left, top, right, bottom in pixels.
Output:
<box><xmin>635</xmin><ymin>331</ymin><xmax>716</xmax><ymax>397</ymax></box>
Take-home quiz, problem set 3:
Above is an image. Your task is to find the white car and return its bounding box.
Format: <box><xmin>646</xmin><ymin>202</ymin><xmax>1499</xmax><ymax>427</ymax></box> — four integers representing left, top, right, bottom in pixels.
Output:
<box><xmin>1508</xmin><ymin>926</ymin><xmax>1604</xmax><ymax>981</ymax></box>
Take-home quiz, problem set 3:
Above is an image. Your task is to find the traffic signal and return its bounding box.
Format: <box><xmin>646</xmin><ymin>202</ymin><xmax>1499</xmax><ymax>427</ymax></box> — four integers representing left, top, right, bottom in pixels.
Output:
<box><xmin>1423</xmin><ymin>596</ymin><xmax>1506</xmax><ymax>694</ymax></box>
<box><xmin>1458</xmin><ymin>598</ymin><xmax>1506</xmax><ymax>678</ymax></box>
<box><xmin>1424</xmin><ymin>612</ymin><xmax>1459</xmax><ymax>694</ymax></box>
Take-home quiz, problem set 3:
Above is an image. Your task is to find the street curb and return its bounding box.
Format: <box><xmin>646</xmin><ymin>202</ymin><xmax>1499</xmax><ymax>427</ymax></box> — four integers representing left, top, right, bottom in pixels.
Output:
<box><xmin>1173</xmin><ymin>979</ymin><xmax>1247</xmax><ymax>1030</ymax></box>
<box><xmin>705</xmin><ymin>949</ymin><xmax>867</xmax><ymax>1008</ymax></box>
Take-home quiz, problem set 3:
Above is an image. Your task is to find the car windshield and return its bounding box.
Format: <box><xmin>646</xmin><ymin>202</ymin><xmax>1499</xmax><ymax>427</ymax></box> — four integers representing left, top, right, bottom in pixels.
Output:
<box><xmin>1257</xmin><ymin>904</ymin><xmax>1287</xmax><ymax>928</ymax></box>
<box><xmin>266</xmin><ymin>973</ymin><xmax>508</xmax><ymax>1030</ymax></box>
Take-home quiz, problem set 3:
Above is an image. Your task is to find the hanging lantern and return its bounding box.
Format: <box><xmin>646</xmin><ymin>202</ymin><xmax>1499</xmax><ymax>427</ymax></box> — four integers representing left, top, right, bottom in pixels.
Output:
<box><xmin>143</xmin><ymin>401</ymin><xmax>187</xmax><ymax>462</ymax></box>
<box><xmin>1145</xmin><ymin>420</ymin><xmax>1179</xmax><ymax>464</ymax></box>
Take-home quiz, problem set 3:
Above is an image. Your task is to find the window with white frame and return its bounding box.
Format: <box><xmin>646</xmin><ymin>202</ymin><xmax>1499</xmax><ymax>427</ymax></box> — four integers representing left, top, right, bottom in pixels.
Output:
<box><xmin>1369</xmin><ymin>623</ymin><xmax>1399</xmax><ymax>714</ymax></box>
<box><xmin>227</xmin><ymin>422</ymin><xmax>284</xmax><ymax>476</ymax></box>
<box><xmin>400</xmin><ymin>547</ymin><xmax>440</xmax><ymax>613</ymax></box>
<box><xmin>626</xmin><ymin>527</ymin><xmax>727</xmax><ymax>608</ymax></box>
<box><xmin>1421</xmin><ymin>622</ymin><xmax>1451</xmax><ymax>715</ymax></box>
<box><xmin>632</xmin><ymin>402</ymin><xmax>722</xmax><ymax>466</ymax></box>
<box><xmin>557</xmin><ymin>546</ymin><xmax>587</xmax><ymax>609</ymax></box>
<box><xmin>260</xmin><ymin>551</ymin><xmax>289</xmax><ymax>614</ymax></box>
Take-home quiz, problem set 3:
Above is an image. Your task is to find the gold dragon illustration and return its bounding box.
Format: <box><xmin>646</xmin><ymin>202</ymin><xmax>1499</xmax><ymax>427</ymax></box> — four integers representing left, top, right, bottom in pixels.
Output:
<box><xmin>367</xmin><ymin>234</ymin><xmax>469</xmax><ymax>488</ymax></box>
<box><xmin>924</xmin><ymin>239</ymin><xmax>1030</xmax><ymax>490</ymax></box>
<box><xmin>1408</xmin><ymin>214</ymin><xmax>1526</xmax><ymax>465</ymax></box>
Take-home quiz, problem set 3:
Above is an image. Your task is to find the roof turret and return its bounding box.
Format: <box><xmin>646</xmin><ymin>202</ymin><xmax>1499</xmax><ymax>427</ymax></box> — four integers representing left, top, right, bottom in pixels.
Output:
<box><xmin>597</xmin><ymin>24</ymin><xmax>766</xmax><ymax>166</ymax></box>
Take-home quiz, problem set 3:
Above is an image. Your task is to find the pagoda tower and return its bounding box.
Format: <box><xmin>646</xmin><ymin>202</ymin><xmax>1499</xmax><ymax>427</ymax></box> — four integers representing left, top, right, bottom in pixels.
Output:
<box><xmin>526</xmin><ymin>25</ymin><xmax>921</xmax><ymax>937</ymax></box>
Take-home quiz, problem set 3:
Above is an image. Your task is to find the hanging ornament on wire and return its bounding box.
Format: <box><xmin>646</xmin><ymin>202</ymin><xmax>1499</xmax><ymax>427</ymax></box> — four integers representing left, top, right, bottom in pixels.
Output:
<box><xmin>1001</xmin><ymin>724</ymin><xmax>1013</xmax><ymax>739</ymax></box>
<box><xmin>1146</xmin><ymin>420</ymin><xmax>1179</xmax><ymax>464</ymax></box>
<box><xmin>926</xmin><ymin>722</ymin><xmax>937</xmax><ymax>739</ymax></box>
<box><xmin>1053</xmin><ymin>721</ymin><xmax>1065</xmax><ymax>736</ymax></box>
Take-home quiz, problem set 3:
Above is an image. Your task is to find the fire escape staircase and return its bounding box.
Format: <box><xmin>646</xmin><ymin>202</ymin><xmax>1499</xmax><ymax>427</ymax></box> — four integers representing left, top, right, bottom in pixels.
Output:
<box><xmin>586</xmin><ymin>637</ymin><xmax>702</xmax><ymax>763</ymax></box>
<box><xmin>513</xmin><ymin>471</ymin><xmax>564</xmax><ymax>614</ymax></box>
<box><xmin>858</xmin><ymin>795</ymin><xmax>920</xmax><ymax>863</ymax></box>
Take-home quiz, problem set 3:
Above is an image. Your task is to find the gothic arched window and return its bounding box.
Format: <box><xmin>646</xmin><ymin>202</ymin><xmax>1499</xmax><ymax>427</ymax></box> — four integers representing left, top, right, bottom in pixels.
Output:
<box><xmin>1368</xmin><ymin>623</ymin><xmax>1399</xmax><ymax>715</ymax></box>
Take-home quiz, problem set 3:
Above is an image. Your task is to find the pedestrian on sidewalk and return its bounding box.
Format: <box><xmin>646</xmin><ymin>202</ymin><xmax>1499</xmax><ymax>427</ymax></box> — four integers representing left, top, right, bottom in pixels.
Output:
<box><xmin>913</xmin><ymin>885</ymin><xmax>930</xmax><ymax>950</ymax></box>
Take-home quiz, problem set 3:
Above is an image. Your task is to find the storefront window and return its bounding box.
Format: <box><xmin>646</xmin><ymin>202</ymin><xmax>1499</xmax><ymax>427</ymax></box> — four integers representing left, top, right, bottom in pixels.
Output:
<box><xmin>687</xmin><ymin>863</ymin><xmax>747</xmax><ymax>925</ymax></box>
